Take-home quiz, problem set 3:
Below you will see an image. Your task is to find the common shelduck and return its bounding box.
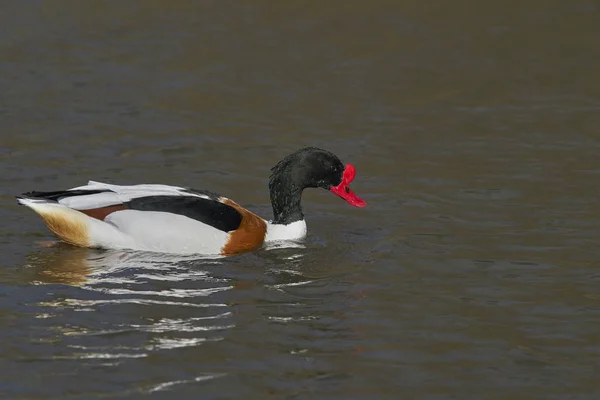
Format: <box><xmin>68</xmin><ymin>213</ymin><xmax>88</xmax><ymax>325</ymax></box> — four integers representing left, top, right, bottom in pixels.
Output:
<box><xmin>16</xmin><ymin>147</ymin><xmax>366</xmax><ymax>256</ymax></box>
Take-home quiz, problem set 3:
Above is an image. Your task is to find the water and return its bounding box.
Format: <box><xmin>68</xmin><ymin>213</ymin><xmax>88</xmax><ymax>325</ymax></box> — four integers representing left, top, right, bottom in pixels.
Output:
<box><xmin>1</xmin><ymin>1</ymin><xmax>600</xmax><ymax>398</ymax></box>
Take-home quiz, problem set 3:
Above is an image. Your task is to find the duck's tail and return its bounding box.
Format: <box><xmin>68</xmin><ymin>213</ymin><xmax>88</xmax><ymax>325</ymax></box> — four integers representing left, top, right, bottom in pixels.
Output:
<box><xmin>17</xmin><ymin>196</ymin><xmax>91</xmax><ymax>247</ymax></box>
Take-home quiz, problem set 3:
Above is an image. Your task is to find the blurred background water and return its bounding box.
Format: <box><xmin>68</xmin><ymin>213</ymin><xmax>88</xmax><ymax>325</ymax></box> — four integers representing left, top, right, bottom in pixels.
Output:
<box><xmin>1</xmin><ymin>1</ymin><xmax>600</xmax><ymax>398</ymax></box>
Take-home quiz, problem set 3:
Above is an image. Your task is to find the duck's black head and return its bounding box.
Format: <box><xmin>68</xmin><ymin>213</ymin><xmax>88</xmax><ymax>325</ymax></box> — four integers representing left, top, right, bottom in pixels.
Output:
<box><xmin>268</xmin><ymin>147</ymin><xmax>366</xmax><ymax>225</ymax></box>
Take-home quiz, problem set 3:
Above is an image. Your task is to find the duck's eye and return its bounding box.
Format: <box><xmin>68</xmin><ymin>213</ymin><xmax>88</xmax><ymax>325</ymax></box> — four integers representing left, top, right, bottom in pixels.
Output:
<box><xmin>345</xmin><ymin>186</ymin><xmax>350</xmax><ymax>194</ymax></box>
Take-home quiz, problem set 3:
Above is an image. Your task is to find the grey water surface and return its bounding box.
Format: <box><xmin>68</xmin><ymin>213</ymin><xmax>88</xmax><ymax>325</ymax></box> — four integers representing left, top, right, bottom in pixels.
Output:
<box><xmin>1</xmin><ymin>1</ymin><xmax>600</xmax><ymax>399</ymax></box>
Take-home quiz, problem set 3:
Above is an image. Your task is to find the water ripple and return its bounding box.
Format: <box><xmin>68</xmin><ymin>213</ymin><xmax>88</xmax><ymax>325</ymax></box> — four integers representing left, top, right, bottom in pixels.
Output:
<box><xmin>147</xmin><ymin>374</ymin><xmax>227</xmax><ymax>393</ymax></box>
<box><xmin>18</xmin><ymin>246</ymin><xmax>237</xmax><ymax>374</ymax></box>
<box><xmin>39</xmin><ymin>298</ymin><xmax>228</xmax><ymax>309</ymax></box>
<box><xmin>130</xmin><ymin>314</ymin><xmax>234</xmax><ymax>333</ymax></box>
<box><xmin>82</xmin><ymin>285</ymin><xmax>234</xmax><ymax>298</ymax></box>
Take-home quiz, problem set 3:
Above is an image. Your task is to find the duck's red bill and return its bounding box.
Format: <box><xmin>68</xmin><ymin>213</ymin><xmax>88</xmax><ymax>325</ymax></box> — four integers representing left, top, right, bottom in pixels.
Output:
<box><xmin>330</xmin><ymin>164</ymin><xmax>367</xmax><ymax>207</ymax></box>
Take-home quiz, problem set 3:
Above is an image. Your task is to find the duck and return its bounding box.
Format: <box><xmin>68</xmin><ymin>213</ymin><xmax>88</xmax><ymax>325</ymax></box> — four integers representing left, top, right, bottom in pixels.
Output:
<box><xmin>16</xmin><ymin>147</ymin><xmax>366</xmax><ymax>256</ymax></box>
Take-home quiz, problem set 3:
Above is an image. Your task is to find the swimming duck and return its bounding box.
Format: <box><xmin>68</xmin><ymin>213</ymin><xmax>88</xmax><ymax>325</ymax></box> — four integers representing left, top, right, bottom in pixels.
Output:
<box><xmin>16</xmin><ymin>147</ymin><xmax>366</xmax><ymax>255</ymax></box>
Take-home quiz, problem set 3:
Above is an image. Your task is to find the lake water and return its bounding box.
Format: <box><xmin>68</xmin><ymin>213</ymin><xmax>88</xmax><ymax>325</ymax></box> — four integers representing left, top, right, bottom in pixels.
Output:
<box><xmin>1</xmin><ymin>1</ymin><xmax>600</xmax><ymax>399</ymax></box>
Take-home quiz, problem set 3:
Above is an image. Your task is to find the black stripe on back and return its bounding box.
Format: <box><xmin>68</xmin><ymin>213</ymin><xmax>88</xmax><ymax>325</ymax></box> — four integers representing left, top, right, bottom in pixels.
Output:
<box><xmin>21</xmin><ymin>189</ymin><xmax>113</xmax><ymax>201</ymax></box>
<box><xmin>125</xmin><ymin>195</ymin><xmax>242</xmax><ymax>233</ymax></box>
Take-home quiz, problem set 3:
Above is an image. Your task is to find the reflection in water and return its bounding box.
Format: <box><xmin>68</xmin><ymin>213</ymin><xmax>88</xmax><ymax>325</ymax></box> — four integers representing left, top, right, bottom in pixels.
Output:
<box><xmin>19</xmin><ymin>246</ymin><xmax>235</xmax><ymax>390</ymax></box>
<box><xmin>23</xmin><ymin>242</ymin><xmax>308</xmax><ymax>287</ymax></box>
<box><xmin>23</xmin><ymin>244</ymin><xmax>225</xmax><ymax>286</ymax></box>
<box><xmin>15</xmin><ymin>244</ymin><xmax>360</xmax><ymax>394</ymax></box>
<box><xmin>24</xmin><ymin>245</ymin><xmax>94</xmax><ymax>286</ymax></box>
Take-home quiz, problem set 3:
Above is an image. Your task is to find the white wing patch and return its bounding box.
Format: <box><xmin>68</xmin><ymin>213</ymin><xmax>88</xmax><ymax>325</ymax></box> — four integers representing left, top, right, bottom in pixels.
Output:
<box><xmin>65</xmin><ymin>181</ymin><xmax>212</xmax><ymax>210</ymax></box>
<box><xmin>59</xmin><ymin>192</ymin><xmax>122</xmax><ymax>209</ymax></box>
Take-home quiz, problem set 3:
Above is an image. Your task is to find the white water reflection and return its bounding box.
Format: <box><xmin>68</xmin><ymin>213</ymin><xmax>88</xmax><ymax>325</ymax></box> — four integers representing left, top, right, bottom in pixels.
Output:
<box><xmin>44</xmin><ymin>298</ymin><xmax>227</xmax><ymax>309</ymax></box>
<box><xmin>17</xmin><ymin>243</ymin><xmax>328</xmax><ymax>394</ymax></box>
<box><xmin>130</xmin><ymin>314</ymin><xmax>234</xmax><ymax>333</ymax></box>
<box><xmin>23</xmin><ymin>245</ymin><xmax>225</xmax><ymax>286</ymax></box>
<box><xmin>86</xmin><ymin>286</ymin><xmax>232</xmax><ymax>297</ymax></box>
<box><xmin>147</xmin><ymin>374</ymin><xmax>227</xmax><ymax>393</ymax></box>
<box><xmin>148</xmin><ymin>336</ymin><xmax>219</xmax><ymax>350</ymax></box>
<box><xmin>21</xmin><ymin>245</ymin><xmax>235</xmax><ymax>368</ymax></box>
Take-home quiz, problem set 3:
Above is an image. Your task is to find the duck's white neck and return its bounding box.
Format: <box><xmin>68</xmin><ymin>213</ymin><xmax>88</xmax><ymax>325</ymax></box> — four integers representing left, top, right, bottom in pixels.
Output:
<box><xmin>264</xmin><ymin>219</ymin><xmax>307</xmax><ymax>242</ymax></box>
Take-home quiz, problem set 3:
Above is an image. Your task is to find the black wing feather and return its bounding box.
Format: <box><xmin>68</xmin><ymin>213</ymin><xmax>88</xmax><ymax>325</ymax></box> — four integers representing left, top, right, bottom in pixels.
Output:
<box><xmin>125</xmin><ymin>195</ymin><xmax>242</xmax><ymax>233</ymax></box>
<box><xmin>20</xmin><ymin>189</ymin><xmax>113</xmax><ymax>201</ymax></box>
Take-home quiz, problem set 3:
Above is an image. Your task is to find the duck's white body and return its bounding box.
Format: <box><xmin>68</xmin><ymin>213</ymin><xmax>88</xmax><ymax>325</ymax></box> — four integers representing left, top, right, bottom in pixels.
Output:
<box><xmin>18</xmin><ymin>181</ymin><xmax>306</xmax><ymax>255</ymax></box>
